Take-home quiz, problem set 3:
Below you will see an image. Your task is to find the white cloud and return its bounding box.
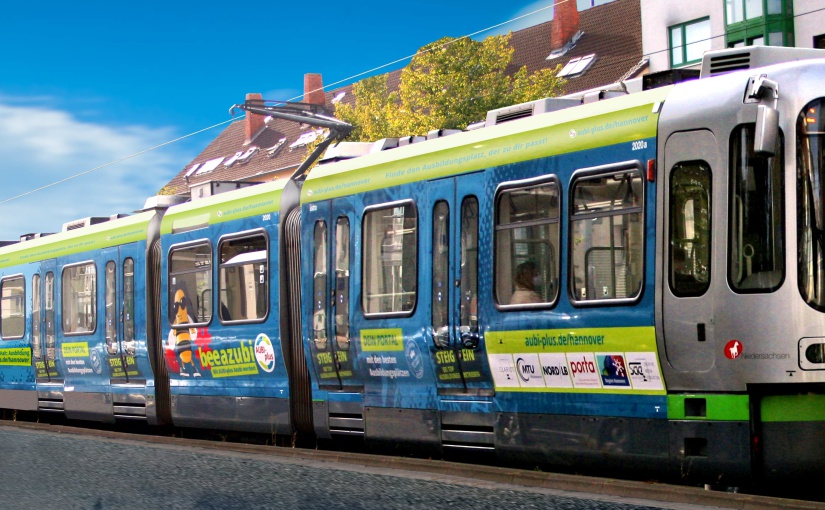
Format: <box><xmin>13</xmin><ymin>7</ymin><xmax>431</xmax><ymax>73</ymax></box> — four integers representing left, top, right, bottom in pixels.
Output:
<box><xmin>0</xmin><ymin>100</ymin><xmax>190</xmax><ymax>240</ymax></box>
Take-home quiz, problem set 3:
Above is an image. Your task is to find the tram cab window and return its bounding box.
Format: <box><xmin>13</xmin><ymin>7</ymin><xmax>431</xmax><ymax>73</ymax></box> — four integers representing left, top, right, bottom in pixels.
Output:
<box><xmin>669</xmin><ymin>161</ymin><xmax>712</xmax><ymax>297</ymax></box>
<box><xmin>362</xmin><ymin>202</ymin><xmax>417</xmax><ymax>316</ymax></box>
<box><xmin>1</xmin><ymin>276</ymin><xmax>25</xmax><ymax>339</ymax></box>
<box><xmin>168</xmin><ymin>243</ymin><xmax>212</xmax><ymax>326</ymax></box>
<box><xmin>218</xmin><ymin>233</ymin><xmax>268</xmax><ymax>323</ymax></box>
<box><xmin>62</xmin><ymin>263</ymin><xmax>96</xmax><ymax>334</ymax></box>
<box><xmin>729</xmin><ymin>124</ymin><xmax>784</xmax><ymax>292</ymax></box>
<box><xmin>570</xmin><ymin>169</ymin><xmax>644</xmax><ymax>302</ymax></box>
<box><xmin>798</xmin><ymin>98</ymin><xmax>825</xmax><ymax>310</ymax></box>
<box><xmin>495</xmin><ymin>179</ymin><xmax>560</xmax><ymax>307</ymax></box>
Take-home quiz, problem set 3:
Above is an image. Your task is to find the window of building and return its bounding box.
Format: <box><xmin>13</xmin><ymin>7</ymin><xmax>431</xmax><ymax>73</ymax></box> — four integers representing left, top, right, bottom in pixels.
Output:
<box><xmin>169</xmin><ymin>243</ymin><xmax>212</xmax><ymax>326</ymax></box>
<box><xmin>1</xmin><ymin>276</ymin><xmax>25</xmax><ymax>339</ymax></box>
<box><xmin>218</xmin><ymin>233</ymin><xmax>268</xmax><ymax>323</ymax></box>
<box><xmin>814</xmin><ymin>34</ymin><xmax>825</xmax><ymax>49</ymax></box>
<box><xmin>726</xmin><ymin>0</ymin><xmax>793</xmax><ymax>48</ymax></box>
<box><xmin>362</xmin><ymin>202</ymin><xmax>417</xmax><ymax>316</ymax></box>
<box><xmin>729</xmin><ymin>125</ymin><xmax>784</xmax><ymax>292</ymax></box>
<box><xmin>570</xmin><ymin>168</ymin><xmax>644</xmax><ymax>302</ymax></box>
<box><xmin>495</xmin><ymin>178</ymin><xmax>560</xmax><ymax>308</ymax></box>
<box><xmin>670</xmin><ymin>162</ymin><xmax>712</xmax><ymax>297</ymax></box>
<box><xmin>63</xmin><ymin>263</ymin><xmax>96</xmax><ymax>334</ymax></box>
<box><xmin>670</xmin><ymin>18</ymin><xmax>712</xmax><ymax>67</ymax></box>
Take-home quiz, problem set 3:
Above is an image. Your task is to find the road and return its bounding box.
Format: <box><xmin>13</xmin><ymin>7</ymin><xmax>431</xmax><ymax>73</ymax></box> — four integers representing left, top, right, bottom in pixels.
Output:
<box><xmin>0</xmin><ymin>422</ymin><xmax>820</xmax><ymax>510</ymax></box>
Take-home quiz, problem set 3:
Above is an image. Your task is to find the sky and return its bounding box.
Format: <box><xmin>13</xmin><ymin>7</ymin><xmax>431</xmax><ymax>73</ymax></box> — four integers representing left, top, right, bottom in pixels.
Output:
<box><xmin>0</xmin><ymin>0</ymin><xmax>607</xmax><ymax>240</ymax></box>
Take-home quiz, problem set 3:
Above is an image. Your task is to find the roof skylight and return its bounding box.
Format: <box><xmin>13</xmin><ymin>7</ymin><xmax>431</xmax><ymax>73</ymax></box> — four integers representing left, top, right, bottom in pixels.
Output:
<box><xmin>557</xmin><ymin>54</ymin><xmax>596</xmax><ymax>77</ymax></box>
<box><xmin>195</xmin><ymin>157</ymin><xmax>225</xmax><ymax>175</ymax></box>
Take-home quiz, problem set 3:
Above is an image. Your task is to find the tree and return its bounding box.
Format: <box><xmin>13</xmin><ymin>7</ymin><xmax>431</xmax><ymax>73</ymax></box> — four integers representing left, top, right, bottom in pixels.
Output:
<box><xmin>336</xmin><ymin>34</ymin><xmax>566</xmax><ymax>142</ymax></box>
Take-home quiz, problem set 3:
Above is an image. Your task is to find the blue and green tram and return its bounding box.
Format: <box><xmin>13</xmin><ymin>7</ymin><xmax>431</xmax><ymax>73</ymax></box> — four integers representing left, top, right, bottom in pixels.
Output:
<box><xmin>3</xmin><ymin>46</ymin><xmax>825</xmax><ymax>484</ymax></box>
<box><xmin>0</xmin><ymin>211</ymin><xmax>162</xmax><ymax>422</ymax></box>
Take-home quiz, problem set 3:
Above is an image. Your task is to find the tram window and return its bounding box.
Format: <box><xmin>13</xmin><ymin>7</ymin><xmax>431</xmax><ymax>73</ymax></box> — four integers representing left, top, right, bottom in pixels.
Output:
<box><xmin>460</xmin><ymin>197</ymin><xmax>480</xmax><ymax>341</ymax></box>
<box><xmin>218</xmin><ymin>233</ymin><xmax>268</xmax><ymax>323</ymax></box>
<box><xmin>313</xmin><ymin>221</ymin><xmax>328</xmax><ymax>350</ymax></box>
<box><xmin>32</xmin><ymin>275</ymin><xmax>41</xmax><ymax>357</ymax></box>
<box><xmin>335</xmin><ymin>217</ymin><xmax>351</xmax><ymax>350</ymax></box>
<box><xmin>432</xmin><ymin>201</ymin><xmax>450</xmax><ymax>346</ymax></box>
<box><xmin>1</xmin><ymin>276</ymin><xmax>25</xmax><ymax>339</ymax></box>
<box><xmin>798</xmin><ymin>98</ymin><xmax>825</xmax><ymax>310</ymax></box>
<box><xmin>570</xmin><ymin>169</ymin><xmax>644</xmax><ymax>302</ymax></box>
<box><xmin>123</xmin><ymin>258</ymin><xmax>136</xmax><ymax>354</ymax></box>
<box><xmin>362</xmin><ymin>202</ymin><xmax>417</xmax><ymax>316</ymax></box>
<box><xmin>168</xmin><ymin>243</ymin><xmax>212</xmax><ymax>326</ymax></box>
<box><xmin>669</xmin><ymin>161</ymin><xmax>712</xmax><ymax>297</ymax></box>
<box><xmin>105</xmin><ymin>261</ymin><xmax>117</xmax><ymax>354</ymax></box>
<box><xmin>495</xmin><ymin>179</ymin><xmax>560</xmax><ymax>307</ymax></box>
<box><xmin>729</xmin><ymin>124</ymin><xmax>784</xmax><ymax>293</ymax></box>
<box><xmin>45</xmin><ymin>273</ymin><xmax>55</xmax><ymax>356</ymax></box>
<box><xmin>62</xmin><ymin>263</ymin><xmax>96</xmax><ymax>334</ymax></box>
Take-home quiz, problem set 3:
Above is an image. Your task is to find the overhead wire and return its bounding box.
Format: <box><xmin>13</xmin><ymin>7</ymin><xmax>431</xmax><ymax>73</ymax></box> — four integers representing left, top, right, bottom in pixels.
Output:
<box><xmin>3</xmin><ymin>1</ymin><xmax>825</xmax><ymax>207</ymax></box>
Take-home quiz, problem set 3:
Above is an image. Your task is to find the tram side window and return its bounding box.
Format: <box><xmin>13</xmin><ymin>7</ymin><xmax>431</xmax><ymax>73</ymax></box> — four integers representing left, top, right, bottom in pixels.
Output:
<box><xmin>362</xmin><ymin>202</ymin><xmax>417</xmax><ymax>315</ymax></box>
<box><xmin>63</xmin><ymin>263</ymin><xmax>96</xmax><ymax>334</ymax></box>
<box><xmin>123</xmin><ymin>258</ymin><xmax>136</xmax><ymax>354</ymax></box>
<box><xmin>798</xmin><ymin>98</ymin><xmax>825</xmax><ymax>310</ymax></box>
<box><xmin>1</xmin><ymin>276</ymin><xmax>25</xmax><ymax>339</ymax></box>
<box><xmin>669</xmin><ymin>161</ymin><xmax>712</xmax><ymax>297</ymax></box>
<box><xmin>570</xmin><ymin>169</ymin><xmax>644</xmax><ymax>302</ymax></box>
<box><xmin>218</xmin><ymin>234</ymin><xmax>268</xmax><ymax>323</ymax></box>
<box><xmin>169</xmin><ymin>243</ymin><xmax>212</xmax><ymax>326</ymax></box>
<box><xmin>495</xmin><ymin>179</ymin><xmax>560</xmax><ymax>307</ymax></box>
<box><xmin>105</xmin><ymin>261</ymin><xmax>117</xmax><ymax>354</ymax></box>
<box><xmin>729</xmin><ymin>124</ymin><xmax>784</xmax><ymax>292</ymax></box>
<box><xmin>313</xmin><ymin>221</ymin><xmax>328</xmax><ymax>350</ymax></box>
<box><xmin>335</xmin><ymin>217</ymin><xmax>351</xmax><ymax>350</ymax></box>
<box><xmin>32</xmin><ymin>275</ymin><xmax>41</xmax><ymax>356</ymax></box>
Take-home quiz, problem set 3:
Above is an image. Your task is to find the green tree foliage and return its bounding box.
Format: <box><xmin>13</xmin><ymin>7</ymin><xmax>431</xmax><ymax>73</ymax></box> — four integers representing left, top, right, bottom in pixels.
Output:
<box><xmin>336</xmin><ymin>34</ymin><xmax>565</xmax><ymax>141</ymax></box>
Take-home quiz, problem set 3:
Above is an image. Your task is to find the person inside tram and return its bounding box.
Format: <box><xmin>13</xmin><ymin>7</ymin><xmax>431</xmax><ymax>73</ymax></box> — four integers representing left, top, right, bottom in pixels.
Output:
<box><xmin>511</xmin><ymin>260</ymin><xmax>542</xmax><ymax>305</ymax></box>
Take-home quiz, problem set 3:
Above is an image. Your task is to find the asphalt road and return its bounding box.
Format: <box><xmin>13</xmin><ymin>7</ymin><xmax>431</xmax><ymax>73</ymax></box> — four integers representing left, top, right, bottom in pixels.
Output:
<box><xmin>0</xmin><ymin>422</ymin><xmax>820</xmax><ymax>510</ymax></box>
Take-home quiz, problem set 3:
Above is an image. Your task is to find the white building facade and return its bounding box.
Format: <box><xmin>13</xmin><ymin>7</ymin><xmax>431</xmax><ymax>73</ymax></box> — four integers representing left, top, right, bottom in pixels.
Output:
<box><xmin>641</xmin><ymin>0</ymin><xmax>825</xmax><ymax>73</ymax></box>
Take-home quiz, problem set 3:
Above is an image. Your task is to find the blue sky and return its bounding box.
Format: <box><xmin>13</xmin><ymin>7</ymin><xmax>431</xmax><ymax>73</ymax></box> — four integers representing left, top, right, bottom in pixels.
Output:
<box><xmin>0</xmin><ymin>0</ymin><xmax>604</xmax><ymax>240</ymax></box>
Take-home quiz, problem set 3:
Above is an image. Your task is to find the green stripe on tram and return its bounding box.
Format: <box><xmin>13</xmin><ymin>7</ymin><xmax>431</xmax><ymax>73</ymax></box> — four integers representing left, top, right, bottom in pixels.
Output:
<box><xmin>667</xmin><ymin>394</ymin><xmax>750</xmax><ymax>421</ymax></box>
<box><xmin>761</xmin><ymin>394</ymin><xmax>825</xmax><ymax>423</ymax></box>
<box><xmin>302</xmin><ymin>87</ymin><xmax>671</xmax><ymax>203</ymax></box>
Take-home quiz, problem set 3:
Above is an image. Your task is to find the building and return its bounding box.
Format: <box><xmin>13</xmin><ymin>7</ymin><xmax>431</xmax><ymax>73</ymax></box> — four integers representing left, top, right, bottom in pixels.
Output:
<box><xmin>161</xmin><ymin>0</ymin><xmax>645</xmax><ymax>197</ymax></box>
<box><xmin>642</xmin><ymin>0</ymin><xmax>825</xmax><ymax>74</ymax></box>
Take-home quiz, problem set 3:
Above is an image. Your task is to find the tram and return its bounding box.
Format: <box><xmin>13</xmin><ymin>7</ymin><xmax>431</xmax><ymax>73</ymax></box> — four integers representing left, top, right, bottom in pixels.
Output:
<box><xmin>2</xmin><ymin>46</ymin><xmax>825</xmax><ymax>484</ymax></box>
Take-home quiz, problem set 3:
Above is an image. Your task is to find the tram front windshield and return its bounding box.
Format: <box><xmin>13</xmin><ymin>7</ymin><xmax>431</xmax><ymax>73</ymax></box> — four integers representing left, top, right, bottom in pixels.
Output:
<box><xmin>798</xmin><ymin>98</ymin><xmax>825</xmax><ymax>310</ymax></box>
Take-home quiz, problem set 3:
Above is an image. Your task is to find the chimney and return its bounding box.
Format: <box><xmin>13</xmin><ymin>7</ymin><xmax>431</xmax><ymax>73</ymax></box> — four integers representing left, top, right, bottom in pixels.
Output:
<box><xmin>304</xmin><ymin>73</ymin><xmax>326</xmax><ymax>106</ymax></box>
<box><xmin>551</xmin><ymin>0</ymin><xmax>580</xmax><ymax>51</ymax></box>
<box><xmin>244</xmin><ymin>92</ymin><xmax>265</xmax><ymax>145</ymax></box>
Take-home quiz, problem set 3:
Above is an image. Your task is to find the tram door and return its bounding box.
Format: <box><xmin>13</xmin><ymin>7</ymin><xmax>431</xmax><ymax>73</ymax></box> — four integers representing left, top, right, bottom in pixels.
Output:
<box><xmin>102</xmin><ymin>247</ymin><xmax>140</xmax><ymax>382</ymax></box>
<box><xmin>307</xmin><ymin>201</ymin><xmax>362</xmax><ymax>391</ymax></box>
<box><xmin>428</xmin><ymin>175</ymin><xmax>495</xmax><ymax>396</ymax></box>
<box><xmin>662</xmin><ymin>130</ymin><xmax>719</xmax><ymax>371</ymax></box>
<box><xmin>32</xmin><ymin>260</ymin><xmax>60</xmax><ymax>382</ymax></box>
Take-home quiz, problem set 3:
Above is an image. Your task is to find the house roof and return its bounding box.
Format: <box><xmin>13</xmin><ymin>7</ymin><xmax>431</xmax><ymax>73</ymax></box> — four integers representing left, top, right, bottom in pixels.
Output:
<box><xmin>162</xmin><ymin>0</ymin><xmax>643</xmax><ymax>195</ymax></box>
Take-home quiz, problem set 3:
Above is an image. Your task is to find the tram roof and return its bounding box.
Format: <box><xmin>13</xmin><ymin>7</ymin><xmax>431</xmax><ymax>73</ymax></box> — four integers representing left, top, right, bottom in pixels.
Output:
<box><xmin>301</xmin><ymin>86</ymin><xmax>672</xmax><ymax>203</ymax></box>
<box><xmin>160</xmin><ymin>178</ymin><xmax>287</xmax><ymax>236</ymax></box>
<box><xmin>0</xmin><ymin>211</ymin><xmax>156</xmax><ymax>269</ymax></box>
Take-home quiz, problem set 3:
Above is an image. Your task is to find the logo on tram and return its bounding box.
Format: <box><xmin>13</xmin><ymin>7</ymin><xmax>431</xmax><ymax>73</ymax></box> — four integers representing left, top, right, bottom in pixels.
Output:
<box><xmin>724</xmin><ymin>340</ymin><xmax>743</xmax><ymax>360</ymax></box>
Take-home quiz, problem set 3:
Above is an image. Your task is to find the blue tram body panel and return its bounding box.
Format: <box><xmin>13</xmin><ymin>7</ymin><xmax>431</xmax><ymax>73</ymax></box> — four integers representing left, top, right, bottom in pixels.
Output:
<box><xmin>158</xmin><ymin>179</ymin><xmax>292</xmax><ymax>432</ymax></box>
<box><xmin>0</xmin><ymin>212</ymin><xmax>158</xmax><ymax>418</ymax></box>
